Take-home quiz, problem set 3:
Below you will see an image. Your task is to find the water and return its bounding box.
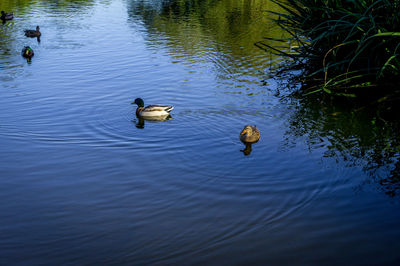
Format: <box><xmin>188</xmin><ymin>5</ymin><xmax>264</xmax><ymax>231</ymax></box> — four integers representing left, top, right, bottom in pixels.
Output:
<box><xmin>1</xmin><ymin>0</ymin><xmax>400</xmax><ymax>264</ymax></box>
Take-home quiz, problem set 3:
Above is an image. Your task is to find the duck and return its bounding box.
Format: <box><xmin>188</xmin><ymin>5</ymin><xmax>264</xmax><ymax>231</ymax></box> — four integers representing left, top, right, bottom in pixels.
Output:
<box><xmin>21</xmin><ymin>46</ymin><xmax>34</xmax><ymax>59</ymax></box>
<box><xmin>24</xmin><ymin>26</ymin><xmax>41</xmax><ymax>37</ymax></box>
<box><xmin>240</xmin><ymin>125</ymin><xmax>260</xmax><ymax>143</ymax></box>
<box><xmin>132</xmin><ymin>98</ymin><xmax>174</xmax><ymax>119</ymax></box>
<box><xmin>1</xmin><ymin>11</ymin><xmax>13</xmax><ymax>21</ymax></box>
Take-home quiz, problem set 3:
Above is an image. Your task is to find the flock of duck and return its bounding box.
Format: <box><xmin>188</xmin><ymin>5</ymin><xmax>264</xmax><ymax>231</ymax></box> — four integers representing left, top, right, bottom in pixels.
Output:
<box><xmin>132</xmin><ymin>98</ymin><xmax>260</xmax><ymax>155</ymax></box>
<box><xmin>2</xmin><ymin>10</ymin><xmax>260</xmax><ymax>155</ymax></box>
<box><xmin>1</xmin><ymin>11</ymin><xmax>41</xmax><ymax>60</ymax></box>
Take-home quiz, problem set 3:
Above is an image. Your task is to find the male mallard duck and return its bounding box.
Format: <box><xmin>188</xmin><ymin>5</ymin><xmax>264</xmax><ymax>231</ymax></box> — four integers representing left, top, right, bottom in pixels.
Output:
<box><xmin>1</xmin><ymin>11</ymin><xmax>13</xmax><ymax>21</ymax></box>
<box><xmin>240</xmin><ymin>125</ymin><xmax>260</xmax><ymax>143</ymax></box>
<box><xmin>21</xmin><ymin>46</ymin><xmax>34</xmax><ymax>59</ymax></box>
<box><xmin>24</xmin><ymin>26</ymin><xmax>41</xmax><ymax>37</ymax></box>
<box><xmin>132</xmin><ymin>98</ymin><xmax>174</xmax><ymax>119</ymax></box>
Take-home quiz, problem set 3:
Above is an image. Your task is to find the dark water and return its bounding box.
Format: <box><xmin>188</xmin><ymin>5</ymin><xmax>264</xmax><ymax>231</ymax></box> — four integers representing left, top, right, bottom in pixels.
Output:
<box><xmin>1</xmin><ymin>0</ymin><xmax>400</xmax><ymax>264</ymax></box>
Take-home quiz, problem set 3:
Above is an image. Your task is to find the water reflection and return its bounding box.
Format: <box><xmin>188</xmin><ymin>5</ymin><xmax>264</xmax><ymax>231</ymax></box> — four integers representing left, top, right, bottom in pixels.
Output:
<box><xmin>240</xmin><ymin>143</ymin><xmax>253</xmax><ymax>156</ymax></box>
<box><xmin>1</xmin><ymin>0</ymin><xmax>400</xmax><ymax>264</ymax></box>
<box><xmin>0</xmin><ymin>0</ymin><xmax>98</xmax><ymax>86</ymax></box>
<box><xmin>134</xmin><ymin>115</ymin><xmax>172</xmax><ymax>128</ymax></box>
<box><xmin>283</xmin><ymin>93</ymin><xmax>400</xmax><ymax>197</ymax></box>
<box><xmin>126</xmin><ymin>0</ymin><xmax>286</xmax><ymax>91</ymax></box>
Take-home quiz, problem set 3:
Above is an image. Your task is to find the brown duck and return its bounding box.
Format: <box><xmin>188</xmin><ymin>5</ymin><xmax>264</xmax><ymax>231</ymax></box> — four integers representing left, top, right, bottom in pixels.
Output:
<box><xmin>240</xmin><ymin>125</ymin><xmax>260</xmax><ymax>143</ymax></box>
<box><xmin>25</xmin><ymin>26</ymin><xmax>41</xmax><ymax>37</ymax></box>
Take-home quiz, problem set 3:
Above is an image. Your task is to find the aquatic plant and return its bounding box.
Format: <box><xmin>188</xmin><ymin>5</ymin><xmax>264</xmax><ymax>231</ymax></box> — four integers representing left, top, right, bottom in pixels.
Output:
<box><xmin>258</xmin><ymin>0</ymin><xmax>400</xmax><ymax>98</ymax></box>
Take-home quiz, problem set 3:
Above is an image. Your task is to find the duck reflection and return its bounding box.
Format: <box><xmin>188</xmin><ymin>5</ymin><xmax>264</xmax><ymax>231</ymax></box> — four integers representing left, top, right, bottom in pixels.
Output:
<box><xmin>240</xmin><ymin>125</ymin><xmax>260</xmax><ymax>156</ymax></box>
<box><xmin>240</xmin><ymin>143</ymin><xmax>253</xmax><ymax>156</ymax></box>
<box><xmin>134</xmin><ymin>115</ymin><xmax>172</xmax><ymax>129</ymax></box>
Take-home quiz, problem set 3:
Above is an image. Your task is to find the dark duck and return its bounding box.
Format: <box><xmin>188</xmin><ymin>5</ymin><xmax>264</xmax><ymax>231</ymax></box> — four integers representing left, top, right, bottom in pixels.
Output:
<box><xmin>1</xmin><ymin>11</ymin><xmax>14</xmax><ymax>21</ymax></box>
<box><xmin>24</xmin><ymin>26</ymin><xmax>41</xmax><ymax>37</ymax></box>
<box><xmin>21</xmin><ymin>46</ymin><xmax>34</xmax><ymax>59</ymax></box>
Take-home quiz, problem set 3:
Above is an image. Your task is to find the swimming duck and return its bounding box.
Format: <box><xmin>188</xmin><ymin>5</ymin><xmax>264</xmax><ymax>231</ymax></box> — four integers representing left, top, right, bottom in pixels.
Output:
<box><xmin>1</xmin><ymin>11</ymin><xmax>13</xmax><ymax>21</ymax></box>
<box><xmin>21</xmin><ymin>46</ymin><xmax>34</xmax><ymax>59</ymax></box>
<box><xmin>24</xmin><ymin>26</ymin><xmax>41</xmax><ymax>37</ymax></box>
<box><xmin>240</xmin><ymin>125</ymin><xmax>260</xmax><ymax>143</ymax></box>
<box><xmin>132</xmin><ymin>98</ymin><xmax>174</xmax><ymax>119</ymax></box>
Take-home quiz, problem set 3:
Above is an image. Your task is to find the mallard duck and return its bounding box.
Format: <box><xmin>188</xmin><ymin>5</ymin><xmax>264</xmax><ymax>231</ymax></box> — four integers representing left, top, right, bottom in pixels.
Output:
<box><xmin>21</xmin><ymin>46</ymin><xmax>34</xmax><ymax>59</ymax></box>
<box><xmin>24</xmin><ymin>26</ymin><xmax>41</xmax><ymax>37</ymax></box>
<box><xmin>1</xmin><ymin>11</ymin><xmax>13</xmax><ymax>21</ymax></box>
<box><xmin>132</xmin><ymin>98</ymin><xmax>174</xmax><ymax>119</ymax></box>
<box><xmin>240</xmin><ymin>125</ymin><xmax>260</xmax><ymax>143</ymax></box>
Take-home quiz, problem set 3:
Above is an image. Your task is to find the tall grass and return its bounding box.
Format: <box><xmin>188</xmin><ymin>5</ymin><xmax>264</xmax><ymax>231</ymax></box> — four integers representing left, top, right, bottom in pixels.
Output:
<box><xmin>260</xmin><ymin>0</ymin><xmax>400</xmax><ymax>98</ymax></box>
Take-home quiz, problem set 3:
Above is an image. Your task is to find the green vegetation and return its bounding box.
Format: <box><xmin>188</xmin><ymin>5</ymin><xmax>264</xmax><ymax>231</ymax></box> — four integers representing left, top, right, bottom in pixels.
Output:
<box><xmin>260</xmin><ymin>0</ymin><xmax>400</xmax><ymax>99</ymax></box>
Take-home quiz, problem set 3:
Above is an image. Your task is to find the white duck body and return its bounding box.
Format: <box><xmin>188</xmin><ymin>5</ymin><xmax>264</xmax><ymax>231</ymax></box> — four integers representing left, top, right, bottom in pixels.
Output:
<box><xmin>133</xmin><ymin>98</ymin><xmax>174</xmax><ymax>120</ymax></box>
<box><xmin>138</xmin><ymin>105</ymin><xmax>174</xmax><ymax>118</ymax></box>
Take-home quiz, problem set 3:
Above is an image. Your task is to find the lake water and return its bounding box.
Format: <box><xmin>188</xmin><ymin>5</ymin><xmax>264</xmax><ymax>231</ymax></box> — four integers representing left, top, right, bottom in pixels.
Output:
<box><xmin>1</xmin><ymin>0</ymin><xmax>400</xmax><ymax>264</ymax></box>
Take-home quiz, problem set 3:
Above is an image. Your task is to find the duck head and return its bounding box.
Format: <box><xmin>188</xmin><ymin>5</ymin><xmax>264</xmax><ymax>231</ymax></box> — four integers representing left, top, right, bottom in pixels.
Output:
<box><xmin>36</xmin><ymin>25</ymin><xmax>40</xmax><ymax>31</ymax></box>
<box><xmin>132</xmin><ymin>98</ymin><xmax>144</xmax><ymax>107</ymax></box>
<box><xmin>240</xmin><ymin>125</ymin><xmax>254</xmax><ymax>137</ymax></box>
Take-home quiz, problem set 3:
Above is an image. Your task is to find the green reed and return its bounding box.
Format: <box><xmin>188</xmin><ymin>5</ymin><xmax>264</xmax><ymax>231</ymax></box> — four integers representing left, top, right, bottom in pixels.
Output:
<box><xmin>260</xmin><ymin>0</ymin><xmax>400</xmax><ymax>98</ymax></box>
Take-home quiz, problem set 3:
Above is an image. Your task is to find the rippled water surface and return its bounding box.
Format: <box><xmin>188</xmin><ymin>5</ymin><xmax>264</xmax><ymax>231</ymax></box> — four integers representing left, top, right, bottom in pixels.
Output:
<box><xmin>1</xmin><ymin>0</ymin><xmax>400</xmax><ymax>264</ymax></box>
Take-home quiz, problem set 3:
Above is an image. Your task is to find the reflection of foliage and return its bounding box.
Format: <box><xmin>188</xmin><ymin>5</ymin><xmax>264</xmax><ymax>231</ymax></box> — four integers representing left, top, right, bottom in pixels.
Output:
<box><xmin>0</xmin><ymin>0</ymin><xmax>96</xmax><ymax>52</ymax></box>
<box><xmin>0</xmin><ymin>0</ymin><xmax>95</xmax><ymax>11</ymax></box>
<box><xmin>127</xmin><ymin>0</ymin><xmax>285</xmax><ymax>57</ymax></box>
<box><xmin>380</xmin><ymin>160</ymin><xmax>400</xmax><ymax>197</ymax></box>
<box><xmin>284</xmin><ymin>93</ymin><xmax>400</xmax><ymax>197</ymax></box>
<box><xmin>127</xmin><ymin>0</ymin><xmax>288</xmax><ymax>97</ymax></box>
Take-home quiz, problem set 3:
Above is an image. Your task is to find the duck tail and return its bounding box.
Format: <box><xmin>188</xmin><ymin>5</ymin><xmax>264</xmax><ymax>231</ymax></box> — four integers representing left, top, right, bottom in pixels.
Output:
<box><xmin>166</xmin><ymin>106</ymin><xmax>174</xmax><ymax>113</ymax></box>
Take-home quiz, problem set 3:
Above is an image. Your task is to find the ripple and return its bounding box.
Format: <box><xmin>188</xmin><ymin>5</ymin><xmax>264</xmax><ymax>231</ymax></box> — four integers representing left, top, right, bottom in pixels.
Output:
<box><xmin>0</xmin><ymin>0</ymin><xmax>384</xmax><ymax>264</ymax></box>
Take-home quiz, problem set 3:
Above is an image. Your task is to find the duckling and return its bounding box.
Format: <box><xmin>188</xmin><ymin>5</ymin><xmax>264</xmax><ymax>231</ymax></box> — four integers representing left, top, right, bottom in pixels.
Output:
<box><xmin>1</xmin><ymin>11</ymin><xmax>13</xmax><ymax>21</ymax></box>
<box><xmin>132</xmin><ymin>98</ymin><xmax>174</xmax><ymax>119</ymax></box>
<box><xmin>24</xmin><ymin>26</ymin><xmax>41</xmax><ymax>37</ymax></box>
<box><xmin>240</xmin><ymin>125</ymin><xmax>260</xmax><ymax>143</ymax></box>
<box><xmin>21</xmin><ymin>46</ymin><xmax>34</xmax><ymax>59</ymax></box>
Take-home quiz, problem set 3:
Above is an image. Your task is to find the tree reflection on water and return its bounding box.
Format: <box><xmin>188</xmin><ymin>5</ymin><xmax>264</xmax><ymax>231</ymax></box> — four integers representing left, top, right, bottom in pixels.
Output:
<box><xmin>282</xmin><ymin>92</ymin><xmax>400</xmax><ymax>197</ymax></box>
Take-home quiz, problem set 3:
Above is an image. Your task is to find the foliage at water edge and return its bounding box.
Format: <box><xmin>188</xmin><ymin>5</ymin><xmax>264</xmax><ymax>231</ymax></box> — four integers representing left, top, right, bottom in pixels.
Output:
<box><xmin>258</xmin><ymin>0</ymin><xmax>400</xmax><ymax>100</ymax></box>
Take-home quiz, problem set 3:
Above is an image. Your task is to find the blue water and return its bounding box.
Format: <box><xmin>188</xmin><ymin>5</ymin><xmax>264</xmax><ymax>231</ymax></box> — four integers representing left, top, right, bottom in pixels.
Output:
<box><xmin>1</xmin><ymin>0</ymin><xmax>400</xmax><ymax>264</ymax></box>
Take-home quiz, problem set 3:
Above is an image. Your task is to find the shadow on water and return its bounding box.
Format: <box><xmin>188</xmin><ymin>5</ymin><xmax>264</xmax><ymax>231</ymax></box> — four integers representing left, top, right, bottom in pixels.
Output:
<box><xmin>282</xmin><ymin>90</ymin><xmax>400</xmax><ymax>198</ymax></box>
